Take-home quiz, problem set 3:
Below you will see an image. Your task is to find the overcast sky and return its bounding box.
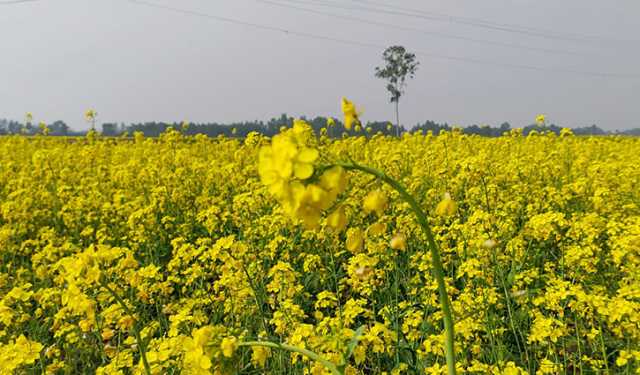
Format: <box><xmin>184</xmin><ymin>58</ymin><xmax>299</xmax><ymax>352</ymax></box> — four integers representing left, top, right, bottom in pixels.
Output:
<box><xmin>1</xmin><ymin>0</ymin><xmax>639</xmax><ymax>130</ymax></box>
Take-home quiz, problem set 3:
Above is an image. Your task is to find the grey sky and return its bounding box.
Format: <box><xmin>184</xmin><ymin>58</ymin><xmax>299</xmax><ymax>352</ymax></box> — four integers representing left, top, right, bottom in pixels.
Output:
<box><xmin>1</xmin><ymin>0</ymin><xmax>639</xmax><ymax>130</ymax></box>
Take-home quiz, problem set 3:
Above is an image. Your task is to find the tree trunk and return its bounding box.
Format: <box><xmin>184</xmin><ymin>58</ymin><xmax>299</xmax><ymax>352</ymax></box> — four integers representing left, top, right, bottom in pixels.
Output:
<box><xmin>395</xmin><ymin>101</ymin><xmax>400</xmax><ymax>137</ymax></box>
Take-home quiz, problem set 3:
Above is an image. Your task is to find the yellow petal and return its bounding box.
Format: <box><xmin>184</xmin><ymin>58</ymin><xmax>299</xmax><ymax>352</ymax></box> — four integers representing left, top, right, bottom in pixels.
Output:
<box><xmin>327</xmin><ymin>206</ymin><xmax>347</xmax><ymax>232</ymax></box>
<box><xmin>294</xmin><ymin>162</ymin><xmax>314</xmax><ymax>180</ymax></box>
<box><xmin>277</xmin><ymin>161</ymin><xmax>293</xmax><ymax>179</ymax></box>
<box><xmin>297</xmin><ymin>147</ymin><xmax>319</xmax><ymax>163</ymax></box>
<box><xmin>200</xmin><ymin>356</ymin><xmax>212</xmax><ymax>369</ymax></box>
<box><xmin>346</xmin><ymin>228</ymin><xmax>364</xmax><ymax>253</ymax></box>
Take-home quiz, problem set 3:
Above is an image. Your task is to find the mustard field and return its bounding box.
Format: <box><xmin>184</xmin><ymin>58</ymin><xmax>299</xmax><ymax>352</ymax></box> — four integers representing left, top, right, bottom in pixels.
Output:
<box><xmin>1</xmin><ymin>124</ymin><xmax>639</xmax><ymax>374</ymax></box>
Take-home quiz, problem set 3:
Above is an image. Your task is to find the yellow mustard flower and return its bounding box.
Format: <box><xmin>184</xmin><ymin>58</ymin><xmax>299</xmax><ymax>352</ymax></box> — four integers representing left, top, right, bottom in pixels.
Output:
<box><xmin>435</xmin><ymin>192</ymin><xmax>457</xmax><ymax>217</ymax></box>
<box><xmin>341</xmin><ymin>97</ymin><xmax>360</xmax><ymax>130</ymax></box>
<box><xmin>367</xmin><ymin>222</ymin><xmax>386</xmax><ymax>237</ymax></box>
<box><xmin>220</xmin><ymin>336</ymin><xmax>238</xmax><ymax>358</ymax></box>
<box><xmin>390</xmin><ymin>233</ymin><xmax>407</xmax><ymax>251</ymax></box>
<box><xmin>363</xmin><ymin>190</ymin><xmax>388</xmax><ymax>216</ymax></box>
<box><xmin>346</xmin><ymin>227</ymin><xmax>364</xmax><ymax>253</ymax></box>
<box><xmin>327</xmin><ymin>206</ymin><xmax>348</xmax><ymax>233</ymax></box>
<box><xmin>327</xmin><ymin>117</ymin><xmax>335</xmax><ymax>127</ymax></box>
<box><xmin>251</xmin><ymin>346</ymin><xmax>270</xmax><ymax>367</ymax></box>
<box><xmin>258</xmin><ymin>127</ymin><xmax>318</xmax><ymax>196</ymax></box>
<box><xmin>85</xmin><ymin>109</ymin><xmax>97</xmax><ymax>122</ymax></box>
<box><xmin>287</xmin><ymin>182</ymin><xmax>330</xmax><ymax>229</ymax></box>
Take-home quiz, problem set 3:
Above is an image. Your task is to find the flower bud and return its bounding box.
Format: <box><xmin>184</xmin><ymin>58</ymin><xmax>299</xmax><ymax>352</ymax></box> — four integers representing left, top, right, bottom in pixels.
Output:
<box><xmin>435</xmin><ymin>192</ymin><xmax>457</xmax><ymax>217</ymax></box>
<box><xmin>390</xmin><ymin>233</ymin><xmax>407</xmax><ymax>251</ymax></box>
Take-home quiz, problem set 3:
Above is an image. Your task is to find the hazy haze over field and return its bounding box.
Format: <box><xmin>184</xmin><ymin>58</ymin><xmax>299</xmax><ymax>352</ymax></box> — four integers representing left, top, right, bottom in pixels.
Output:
<box><xmin>1</xmin><ymin>0</ymin><xmax>639</xmax><ymax>130</ymax></box>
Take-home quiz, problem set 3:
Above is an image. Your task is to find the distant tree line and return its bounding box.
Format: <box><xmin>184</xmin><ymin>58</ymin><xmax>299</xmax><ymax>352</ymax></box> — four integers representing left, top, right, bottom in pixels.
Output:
<box><xmin>0</xmin><ymin>119</ymin><xmax>76</xmax><ymax>136</ymax></box>
<box><xmin>1</xmin><ymin>116</ymin><xmax>639</xmax><ymax>137</ymax></box>
<box><xmin>411</xmin><ymin>121</ymin><xmax>633</xmax><ymax>136</ymax></box>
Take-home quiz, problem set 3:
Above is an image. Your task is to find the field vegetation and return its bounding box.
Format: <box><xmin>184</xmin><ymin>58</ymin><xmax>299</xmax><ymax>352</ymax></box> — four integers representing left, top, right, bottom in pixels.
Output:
<box><xmin>1</xmin><ymin>112</ymin><xmax>639</xmax><ymax>374</ymax></box>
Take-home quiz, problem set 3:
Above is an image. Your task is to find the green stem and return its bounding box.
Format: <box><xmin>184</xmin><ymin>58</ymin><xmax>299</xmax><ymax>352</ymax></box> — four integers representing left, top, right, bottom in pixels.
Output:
<box><xmin>335</xmin><ymin>161</ymin><xmax>457</xmax><ymax>375</ymax></box>
<box><xmin>597</xmin><ymin>319</ymin><xmax>610</xmax><ymax>373</ymax></box>
<box><xmin>223</xmin><ymin>249</ymin><xmax>271</xmax><ymax>334</ymax></box>
<box><xmin>238</xmin><ymin>341</ymin><xmax>342</xmax><ymax>375</ymax></box>
<box><xmin>100</xmin><ymin>280</ymin><xmax>152</xmax><ymax>375</ymax></box>
<box><xmin>393</xmin><ymin>255</ymin><xmax>401</xmax><ymax>368</ymax></box>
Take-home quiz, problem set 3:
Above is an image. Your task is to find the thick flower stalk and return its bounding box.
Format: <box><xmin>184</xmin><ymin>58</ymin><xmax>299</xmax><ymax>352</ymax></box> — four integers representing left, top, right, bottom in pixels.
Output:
<box><xmin>334</xmin><ymin>161</ymin><xmax>457</xmax><ymax>375</ymax></box>
<box><xmin>237</xmin><ymin>341</ymin><xmax>342</xmax><ymax>375</ymax></box>
<box><xmin>258</xmin><ymin>103</ymin><xmax>457</xmax><ymax>374</ymax></box>
<box><xmin>100</xmin><ymin>278</ymin><xmax>152</xmax><ymax>375</ymax></box>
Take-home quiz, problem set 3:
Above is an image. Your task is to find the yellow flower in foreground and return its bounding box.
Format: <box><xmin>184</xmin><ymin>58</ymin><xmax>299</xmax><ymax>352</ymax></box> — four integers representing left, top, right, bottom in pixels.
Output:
<box><xmin>390</xmin><ymin>233</ymin><xmax>407</xmax><ymax>251</ymax></box>
<box><xmin>363</xmin><ymin>190</ymin><xmax>388</xmax><ymax>216</ymax></box>
<box><xmin>535</xmin><ymin>114</ymin><xmax>546</xmax><ymax>125</ymax></box>
<box><xmin>182</xmin><ymin>322</ymin><xmax>216</xmax><ymax>372</ymax></box>
<box><xmin>319</xmin><ymin>166</ymin><xmax>348</xmax><ymax>201</ymax></box>
<box><xmin>342</xmin><ymin>97</ymin><xmax>361</xmax><ymax>130</ymax></box>
<box><xmin>482</xmin><ymin>239</ymin><xmax>497</xmax><ymax>249</ymax></box>
<box><xmin>278</xmin><ymin>166</ymin><xmax>348</xmax><ymax>229</ymax></box>
<box><xmin>288</xmin><ymin>182</ymin><xmax>330</xmax><ymax>229</ymax></box>
<box><xmin>615</xmin><ymin>350</ymin><xmax>631</xmax><ymax>366</ymax></box>
<box><xmin>1</xmin><ymin>335</ymin><xmax>43</xmax><ymax>373</ymax></box>
<box><xmin>346</xmin><ymin>227</ymin><xmax>364</xmax><ymax>253</ymax></box>
<box><xmin>251</xmin><ymin>346</ymin><xmax>270</xmax><ymax>367</ymax></box>
<box><xmin>367</xmin><ymin>222</ymin><xmax>386</xmax><ymax>237</ymax></box>
<box><xmin>327</xmin><ymin>206</ymin><xmax>347</xmax><ymax>232</ymax></box>
<box><xmin>183</xmin><ymin>348</ymin><xmax>211</xmax><ymax>372</ymax></box>
<box><xmin>435</xmin><ymin>192</ymin><xmax>457</xmax><ymax>217</ymax></box>
<box><xmin>220</xmin><ymin>336</ymin><xmax>238</xmax><ymax>358</ymax></box>
<box><xmin>101</xmin><ymin>328</ymin><xmax>115</xmax><ymax>341</ymax></box>
<box><xmin>259</xmin><ymin>126</ymin><xmax>348</xmax><ymax>228</ymax></box>
<box><xmin>537</xmin><ymin>358</ymin><xmax>560</xmax><ymax>374</ymax></box>
<box><xmin>258</xmin><ymin>125</ymin><xmax>319</xmax><ymax>197</ymax></box>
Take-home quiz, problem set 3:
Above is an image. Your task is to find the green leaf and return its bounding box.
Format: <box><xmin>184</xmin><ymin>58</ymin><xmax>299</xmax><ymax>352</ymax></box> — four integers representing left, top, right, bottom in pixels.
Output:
<box><xmin>343</xmin><ymin>325</ymin><xmax>365</xmax><ymax>362</ymax></box>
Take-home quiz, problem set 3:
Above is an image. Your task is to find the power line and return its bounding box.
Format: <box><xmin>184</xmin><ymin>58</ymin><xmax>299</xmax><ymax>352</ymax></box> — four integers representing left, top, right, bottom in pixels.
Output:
<box><xmin>350</xmin><ymin>0</ymin><xmax>631</xmax><ymax>44</ymax></box>
<box><xmin>351</xmin><ymin>0</ymin><xmax>590</xmax><ymax>39</ymax></box>
<box><xmin>254</xmin><ymin>0</ymin><xmax>592</xmax><ymax>57</ymax></box>
<box><xmin>122</xmin><ymin>0</ymin><xmax>638</xmax><ymax>79</ymax></box>
<box><xmin>276</xmin><ymin>0</ymin><xmax>639</xmax><ymax>45</ymax></box>
<box><xmin>0</xmin><ymin>0</ymin><xmax>42</xmax><ymax>4</ymax></box>
<box><xmin>306</xmin><ymin>0</ymin><xmax>633</xmax><ymax>43</ymax></box>
<box><xmin>124</xmin><ymin>0</ymin><xmax>380</xmax><ymax>48</ymax></box>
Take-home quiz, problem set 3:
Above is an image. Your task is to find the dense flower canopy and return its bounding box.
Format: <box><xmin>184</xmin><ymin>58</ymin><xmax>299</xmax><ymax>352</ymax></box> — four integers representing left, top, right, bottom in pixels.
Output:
<box><xmin>0</xmin><ymin>127</ymin><xmax>639</xmax><ymax>374</ymax></box>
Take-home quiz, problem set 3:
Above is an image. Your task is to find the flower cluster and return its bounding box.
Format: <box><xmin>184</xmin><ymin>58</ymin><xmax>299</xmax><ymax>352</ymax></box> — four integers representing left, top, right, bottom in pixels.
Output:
<box><xmin>259</xmin><ymin>119</ymin><xmax>348</xmax><ymax>228</ymax></box>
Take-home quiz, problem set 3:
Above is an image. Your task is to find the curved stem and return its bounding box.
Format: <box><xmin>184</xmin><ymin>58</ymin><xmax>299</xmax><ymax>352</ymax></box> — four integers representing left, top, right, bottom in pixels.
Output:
<box><xmin>100</xmin><ymin>280</ymin><xmax>152</xmax><ymax>375</ymax></box>
<box><xmin>238</xmin><ymin>341</ymin><xmax>342</xmax><ymax>375</ymax></box>
<box><xmin>335</xmin><ymin>161</ymin><xmax>457</xmax><ymax>375</ymax></box>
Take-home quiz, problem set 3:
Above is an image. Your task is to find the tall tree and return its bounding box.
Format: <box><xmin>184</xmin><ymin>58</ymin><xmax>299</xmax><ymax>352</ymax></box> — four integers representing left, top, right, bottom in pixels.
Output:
<box><xmin>375</xmin><ymin>45</ymin><xmax>419</xmax><ymax>136</ymax></box>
